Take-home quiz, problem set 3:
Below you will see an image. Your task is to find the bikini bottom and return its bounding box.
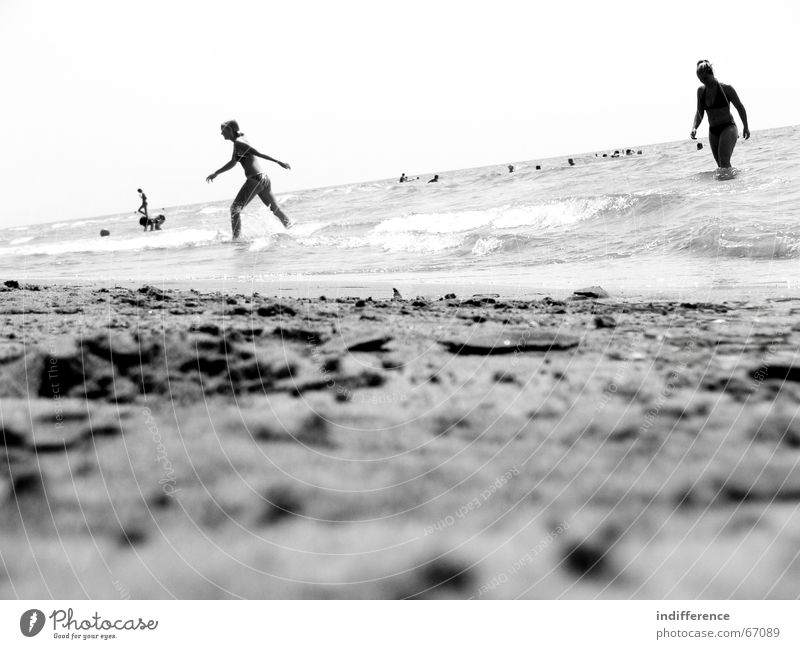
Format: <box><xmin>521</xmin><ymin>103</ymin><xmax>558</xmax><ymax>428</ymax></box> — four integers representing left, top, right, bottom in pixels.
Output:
<box><xmin>709</xmin><ymin>121</ymin><xmax>736</xmax><ymax>138</ymax></box>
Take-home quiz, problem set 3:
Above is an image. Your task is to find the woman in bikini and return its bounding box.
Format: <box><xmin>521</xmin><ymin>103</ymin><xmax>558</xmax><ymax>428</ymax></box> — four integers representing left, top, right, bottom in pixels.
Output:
<box><xmin>206</xmin><ymin>120</ymin><xmax>292</xmax><ymax>239</ymax></box>
<box><xmin>690</xmin><ymin>60</ymin><xmax>750</xmax><ymax>169</ymax></box>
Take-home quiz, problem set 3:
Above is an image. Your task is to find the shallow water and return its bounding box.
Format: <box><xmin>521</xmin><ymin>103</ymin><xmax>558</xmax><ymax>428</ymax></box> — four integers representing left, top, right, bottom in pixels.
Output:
<box><xmin>2</xmin><ymin>125</ymin><xmax>799</xmax><ymax>296</ymax></box>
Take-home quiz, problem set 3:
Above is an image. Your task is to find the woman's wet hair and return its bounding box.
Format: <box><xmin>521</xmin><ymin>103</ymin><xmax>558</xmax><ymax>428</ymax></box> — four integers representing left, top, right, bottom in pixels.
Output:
<box><xmin>696</xmin><ymin>60</ymin><xmax>714</xmax><ymax>76</ymax></box>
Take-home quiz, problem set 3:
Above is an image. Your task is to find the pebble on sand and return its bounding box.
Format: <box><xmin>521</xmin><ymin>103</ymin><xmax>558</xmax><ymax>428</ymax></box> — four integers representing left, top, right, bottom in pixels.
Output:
<box><xmin>573</xmin><ymin>286</ymin><xmax>610</xmax><ymax>299</ymax></box>
<box><xmin>440</xmin><ymin>328</ymin><xmax>579</xmax><ymax>355</ymax></box>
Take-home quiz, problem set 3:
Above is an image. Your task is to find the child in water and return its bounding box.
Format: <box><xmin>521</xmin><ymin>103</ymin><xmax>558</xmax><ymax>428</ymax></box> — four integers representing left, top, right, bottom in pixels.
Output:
<box><xmin>206</xmin><ymin>120</ymin><xmax>292</xmax><ymax>239</ymax></box>
<box><xmin>136</xmin><ymin>189</ymin><xmax>148</xmax><ymax>218</ymax></box>
<box><xmin>139</xmin><ymin>214</ymin><xmax>166</xmax><ymax>231</ymax></box>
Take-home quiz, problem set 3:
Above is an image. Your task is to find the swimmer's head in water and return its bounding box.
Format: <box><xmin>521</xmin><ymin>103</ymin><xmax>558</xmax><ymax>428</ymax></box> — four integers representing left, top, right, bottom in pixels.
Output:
<box><xmin>221</xmin><ymin>120</ymin><xmax>243</xmax><ymax>139</ymax></box>
<box><xmin>696</xmin><ymin>60</ymin><xmax>715</xmax><ymax>81</ymax></box>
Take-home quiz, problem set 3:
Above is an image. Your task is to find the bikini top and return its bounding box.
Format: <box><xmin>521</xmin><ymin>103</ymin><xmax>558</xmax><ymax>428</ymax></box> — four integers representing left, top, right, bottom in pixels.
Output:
<box><xmin>233</xmin><ymin>141</ymin><xmax>253</xmax><ymax>163</ymax></box>
<box><xmin>703</xmin><ymin>83</ymin><xmax>730</xmax><ymax>110</ymax></box>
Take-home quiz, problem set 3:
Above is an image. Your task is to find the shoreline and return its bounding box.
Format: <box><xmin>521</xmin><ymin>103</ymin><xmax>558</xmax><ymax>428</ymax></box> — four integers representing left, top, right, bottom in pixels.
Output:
<box><xmin>2</xmin><ymin>282</ymin><xmax>800</xmax><ymax>598</ymax></box>
<box><xmin>4</xmin><ymin>275</ymin><xmax>799</xmax><ymax>303</ymax></box>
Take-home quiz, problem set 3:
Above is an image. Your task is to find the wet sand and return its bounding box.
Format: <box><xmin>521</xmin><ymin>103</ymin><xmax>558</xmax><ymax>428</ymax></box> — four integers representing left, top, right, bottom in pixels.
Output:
<box><xmin>1</xmin><ymin>281</ymin><xmax>800</xmax><ymax>598</ymax></box>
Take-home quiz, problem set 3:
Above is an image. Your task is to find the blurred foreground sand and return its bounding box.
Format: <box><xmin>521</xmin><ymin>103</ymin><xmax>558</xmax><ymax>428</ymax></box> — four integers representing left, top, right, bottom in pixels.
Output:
<box><xmin>1</xmin><ymin>283</ymin><xmax>800</xmax><ymax>598</ymax></box>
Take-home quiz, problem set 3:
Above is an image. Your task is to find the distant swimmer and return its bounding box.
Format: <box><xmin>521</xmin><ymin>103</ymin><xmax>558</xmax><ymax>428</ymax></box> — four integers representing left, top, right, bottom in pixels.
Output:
<box><xmin>508</xmin><ymin>165</ymin><xmax>514</xmax><ymax>173</ymax></box>
<box><xmin>691</xmin><ymin>60</ymin><xmax>749</xmax><ymax>169</ymax></box>
<box><xmin>139</xmin><ymin>214</ymin><xmax>166</xmax><ymax>231</ymax></box>
<box><xmin>136</xmin><ymin>189</ymin><xmax>148</xmax><ymax>218</ymax></box>
<box><xmin>399</xmin><ymin>173</ymin><xmax>407</xmax><ymax>183</ymax></box>
<box><xmin>206</xmin><ymin>119</ymin><xmax>292</xmax><ymax>239</ymax></box>
<box><xmin>428</xmin><ymin>174</ymin><xmax>439</xmax><ymax>183</ymax></box>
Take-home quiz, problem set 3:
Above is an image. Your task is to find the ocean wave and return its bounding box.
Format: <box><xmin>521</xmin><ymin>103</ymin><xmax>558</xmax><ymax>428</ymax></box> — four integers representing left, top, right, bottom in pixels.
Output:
<box><xmin>248</xmin><ymin>236</ymin><xmax>277</xmax><ymax>251</ymax></box>
<box><xmin>50</xmin><ymin>219</ymin><xmax>101</xmax><ymax>230</ymax></box>
<box><xmin>674</xmin><ymin>226</ymin><xmax>800</xmax><ymax>259</ymax></box>
<box><xmin>0</xmin><ymin>228</ymin><xmax>225</xmax><ymax>256</ymax></box>
<box><xmin>298</xmin><ymin>231</ymin><xmax>466</xmax><ymax>254</ymax></box>
<box><xmin>493</xmin><ymin>196</ymin><xmax>633</xmax><ymax>229</ymax></box>
<box><xmin>276</xmin><ymin>193</ymin><xmax>298</xmax><ymax>204</ymax></box>
<box><xmin>4</xmin><ymin>126</ymin><xmax>798</xmax><ymax>285</ymax></box>
<box><xmin>376</xmin><ymin>210</ymin><xmax>496</xmax><ymax>234</ymax></box>
<box><xmin>288</xmin><ymin>221</ymin><xmax>328</xmax><ymax>237</ymax></box>
<box><xmin>376</xmin><ymin>195</ymin><xmax>634</xmax><ymax>235</ymax></box>
<box><xmin>471</xmin><ymin>237</ymin><xmax>504</xmax><ymax>256</ymax></box>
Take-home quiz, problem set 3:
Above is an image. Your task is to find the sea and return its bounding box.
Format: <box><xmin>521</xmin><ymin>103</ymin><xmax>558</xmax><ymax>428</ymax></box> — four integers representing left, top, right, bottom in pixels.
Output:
<box><xmin>2</xmin><ymin>125</ymin><xmax>799</xmax><ymax>299</ymax></box>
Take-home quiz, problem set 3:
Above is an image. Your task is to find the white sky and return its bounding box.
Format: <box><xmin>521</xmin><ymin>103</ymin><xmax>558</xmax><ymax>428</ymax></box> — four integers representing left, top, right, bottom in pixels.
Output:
<box><xmin>1</xmin><ymin>0</ymin><xmax>797</xmax><ymax>225</ymax></box>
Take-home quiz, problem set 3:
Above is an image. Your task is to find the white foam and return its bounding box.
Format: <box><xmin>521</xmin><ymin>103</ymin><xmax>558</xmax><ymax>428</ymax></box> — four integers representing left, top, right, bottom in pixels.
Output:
<box><xmin>0</xmin><ymin>228</ymin><xmax>224</xmax><ymax>256</ymax></box>
<box><xmin>245</xmin><ymin>221</ymin><xmax>327</xmax><ymax>248</ymax></box>
<box><xmin>9</xmin><ymin>236</ymin><xmax>34</xmax><ymax>245</ymax></box>
<box><xmin>376</xmin><ymin>210</ymin><xmax>494</xmax><ymax>234</ymax></box>
<box><xmin>472</xmin><ymin>237</ymin><xmax>504</xmax><ymax>256</ymax></box>
<box><xmin>492</xmin><ymin>196</ymin><xmax>631</xmax><ymax>229</ymax></box>
<box><xmin>51</xmin><ymin>220</ymin><xmax>97</xmax><ymax>229</ymax></box>
<box><xmin>286</xmin><ymin>221</ymin><xmax>328</xmax><ymax>237</ymax></box>
<box><xmin>299</xmin><ymin>231</ymin><xmax>465</xmax><ymax>254</ymax></box>
<box><xmin>375</xmin><ymin>232</ymin><xmax>463</xmax><ymax>253</ymax></box>
<box><xmin>248</xmin><ymin>237</ymin><xmax>276</xmax><ymax>251</ymax></box>
<box><xmin>375</xmin><ymin>197</ymin><xmax>628</xmax><ymax>237</ymax></box>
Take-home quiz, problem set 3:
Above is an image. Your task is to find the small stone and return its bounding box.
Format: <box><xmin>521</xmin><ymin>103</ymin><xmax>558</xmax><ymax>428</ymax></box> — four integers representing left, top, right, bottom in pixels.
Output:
<box><xmin>257</xmin><ymin>303</ymin><xmax>296</xmax><ymax>317</ymax></box>
<box><xmin>441</xmin><ymin>328</ymin><xmax>579</xmax><ymax>355</ymax></box>
<box><xmin>573</xmin><ymin>286</ymin><xmax>609</xmax><ymax>299</ymax></box>
<box><xmin>594</xmin><ymin>315</ymin><xmax>616</xmax><ymax>329</ymax></box>
<box><xmin>347</xmin><ymin>335</ymin><xmax>393</xmax><ymax>352</ymax></box>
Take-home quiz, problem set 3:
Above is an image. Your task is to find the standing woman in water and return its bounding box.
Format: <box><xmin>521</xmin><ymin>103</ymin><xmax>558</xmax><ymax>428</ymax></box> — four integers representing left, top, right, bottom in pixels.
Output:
<box><xmin>206</xmin><ymin>120</ymin><xmax>292</xmax><ymax>239</ymax></box>
<box><xmin>690</xmin><ymin>60</ymin><xmax>750</xmax><ymax>170</ymax></box>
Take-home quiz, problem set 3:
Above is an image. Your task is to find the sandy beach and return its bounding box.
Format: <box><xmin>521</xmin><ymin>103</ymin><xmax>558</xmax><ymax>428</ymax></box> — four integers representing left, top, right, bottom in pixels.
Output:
<box><xmin>2</xmin><ymin>281</ymin><xmax>800</xmax><ymax>599</ymax></box>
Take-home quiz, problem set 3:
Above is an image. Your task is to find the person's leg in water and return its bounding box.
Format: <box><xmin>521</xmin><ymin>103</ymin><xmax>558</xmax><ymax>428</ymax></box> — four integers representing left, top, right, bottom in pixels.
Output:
<box><xmin>708</xmin><ymin>130</ymin><xmax>721</xmax><ymax>167</ymax></box>
<box><xmin>716</xmin><ymin>124</ymin><xmax>738</xmax><ymax>168</ymax></box>
<box><xmin>256</xmin><ymin>176</ymin><xmax>292</xmax><ymax>228</ymax></box>
<box><xmin>137</xmin><ymin>204</ymin><xmax>149</xmax><ymax>218</ymax></box>
<box><xmin>230</xmin><ymin>177</ymin><xmax>261</xmax><ymax>239</ymax></box>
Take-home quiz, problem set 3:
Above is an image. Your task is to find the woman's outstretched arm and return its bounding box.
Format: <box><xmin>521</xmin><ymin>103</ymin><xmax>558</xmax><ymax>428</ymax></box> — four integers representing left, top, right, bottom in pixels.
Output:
<box><xmin>206</xmin><ymin>157</ymin><xmax>237</xmax><ymax>182</ymax></box>
<box><xmin>247</xmin><ymin>144</ymin><xmax>291</xmax><ymax>170</ymax></box>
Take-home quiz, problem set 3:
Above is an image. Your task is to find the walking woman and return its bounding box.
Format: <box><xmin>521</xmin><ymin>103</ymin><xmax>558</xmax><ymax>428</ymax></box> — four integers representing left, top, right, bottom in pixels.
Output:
<box><xmin>690</xmin><ymin>60</ymin><xmax>750</xmax><ymax>170</ymax></box>
<box><xmin>206</xmin><ymin>120</ymin><xmax>292</xmax><ymax>239</ymax></box>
